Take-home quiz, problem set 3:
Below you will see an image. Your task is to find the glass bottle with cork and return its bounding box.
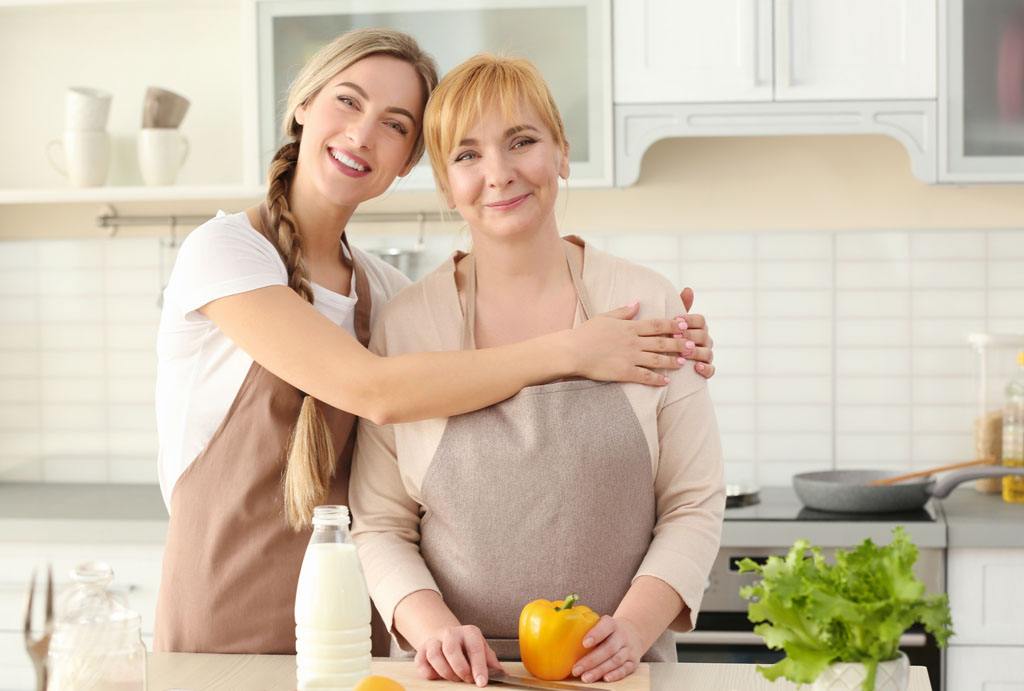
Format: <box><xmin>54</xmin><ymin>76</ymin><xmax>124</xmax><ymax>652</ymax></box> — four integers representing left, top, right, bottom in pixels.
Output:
<box><xmin>1003</xmin><ymin>351</ymin><xmax>1024</xmax><ymax>503</ymax></box>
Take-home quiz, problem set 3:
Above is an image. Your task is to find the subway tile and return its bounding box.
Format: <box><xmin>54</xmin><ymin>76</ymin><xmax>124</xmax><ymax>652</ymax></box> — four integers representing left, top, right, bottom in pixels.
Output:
<box><xmin>757</xmin><ymin>348</ymin><xmax>831</xmax><ymax>375</ymax></box>
<box><xmin>605</xmin><ymin>235</ymin><xmax>679</xmax><ymax>263</ymax></box>
<box><xmin>106</xmin><ymin>404</ymin><xmax>155</xmax><ymax>432</ymax></box>
<box><xmin>835</xmin><ymin>434</ymin><xmax>912</xmax><ymax>466</ymax></box>
<box><xmin>836</xmin><ymin>232</ymin><xmax>910</xmax><ymax>260</ymax></box>
<box><xmin>912</xmin><ymin>405</ymin><xmax>974</xmax><ymax>434</ymax></box>
<box><xmin>720</xmin><ymin>432</ymin><xmax>755</xmax><ymax>462</ymax></box>
<box><xmin>680</xmin><ymin>234</ymin><xmax>754</xmax><ymax>261</ymax></box>
<box><xmin>835</xmin><ymin>348</ymin><xmax>912</xmax><ymax>376</ymax></box>
<box><xmin>756</xmin><ymin>461</ymin><xmax>830</xmax><ymax>487</ymax></box>
<box><xmin>693</xmin><ymin>290</ymin><xmax>755</xmax><ymax>318</ymax></box>
<box><xmin>107</xmin><ymin>323</ymin><xmax>157</xmax><ymax>350</ymax></box>
<box><xmin>757</xmin><ymin>433</ymin><xmax>832</xmax><ymax>462</ymax></box>
<box><xmin>0</xmin><ymin>242</ymin><xmax>39</xmax><ymax>268</ymax></box>
<box><xmin>42</xmin><ymin>404</ymin><xmax>105</xmax><ymax>431</ymax></box>
<box><xmin>835</xmin><ymin>405</ymin><xmax>912</xmax><ymax>433</ymax></box>
<box><xmin>912</xmin><ymin>318</ymin><xmax>987</xmax><ymax>347</ymax></box>
<box><xmin>105</xmin><ymin>238</ymin><xmax>160</xmax><ymax>267</ymax></box>
<box><xmin>43</xmin><ymin>456</ymin><xmax>107</xmax><ymax>483</ymax></box>
<box><xmin>107</xmin><ymin>431</ymin><xmax>157</xmax><ymax>456</ymax></box>
<box><xmin>0</xmin><ymin>324</ymin><xmax>38</xmax><ymax>349</ymax></box>
<box><xmin>108</xmin><ymin>456</ymin><xmax>157</xmax><ymax>484</ymax></box>
<box><xmin>41</xmin><ymin>378</ymin><xmax>105</xmax><ymax>403</ymax></box>
<box><xmin>708</xmin><ymin>318</ymin><xmax>755</xmax><ymax>346</ymax></box>
<box><xmin>108</xmin><ymin>378</ymin><xmax>156</xmax><ymax>404</ymax></box>
<box><xmin>40</xmin><ymin>324</ymin><xmax>105</xmax><ymax>350</ymax></box>
<box><xmin>836</xmin><ymin>261</ymin><xmax>910</xmax><ymax>289</ymax></box>
<box><xmin>0</xmin><ymin>351</ymin><xmax>39</xmax><ymax>377</ymax></box>
<box><xmin>988</xmin><ymin>317</ymin><xmax>1024</xmax><ymax>333</ymax></box>
<box><xmin>39</xmin><ymin>296</ymin><xmax>104</xmax><ymax>323</ymax></box>
<box><xmin>836</xmin><ymin>377</ymin><xmax>912</xmax><ymax>405</ymax></box>
<box><xmin>0</xmin><ymin>297</ymin><xmax>38</xmax><ymax>323</ymax></box>
<box><xmin>911</xmin><ymin>434</ymin><xmax>973</xmax><ymax>466</ymax></box>
<box><xmin>910</xmin><ymin>232</ymin><xmax>987</xmax><ymax>259</ymax></box>
<box><xmin>714</xmin><ymin>404</ymin><xmax>756</xmax><ymax>433</ymax></box>
<box><xmin>41</xmin><ymin>351</ymin><xmax>105</xmax><ymax>378</ymax></box>
<box><xmin>912</xmin><ymin>377</ymin><xmax>974</xmax><ymax>406</ymax></box>
<box><xmin>0</xmin><ymin>379</ymin><xmax>39</xmax><ymax>403</ymax></box>
<box><xmin>911</xmin><ymin>261</ymin><xmax>985</xmax><ymax>289</ymax></box>
<box><xmin>757</xmin><ymin>290</ymin><xmax>831</xmax><ymax>318</ymax></box>
<box><xmin>104</xmin><ymin>295</ymin><xmax>160</xmax><ymax>324</ymax></box>
<box><xmin>757</xmin><ymin>262</ymin><xmax>832</xmax><ymax>289</ymax></box>
<box><xmin>722</xmin><ymin>461</ymin><xmax>756</xmax><ymax>485</ymax></box>
<box><xmin>679</xmin><ymin>262</ymin><xmax>755</xmax><ymax>290</ymax></box>
<box><xmin>708</xmin><ymin>375</ymin><xmax>756</xmax><ymax>403</ymax></box>
<box><xmin>836</xmin><ymin>290</ymin><xmax>911</xmax><ymax>318</ymax></box>
<box><xmin>0</xmin><ymin>431</ymin><xmax>39</xmax><ymax>456</ymax></box>
<box><xmin>0</xmin><ymin>270</ymin><xmax>38</xmax><ymax>296</ymax></box>
<box><xmin>912</xmin><ymin>289</ymin><xmax>986</xmax><ymax>318</ymax></box>
<box><xmin>987</xmin><ymin>231</ymin><xmax>1024</xmax><ymax>258</ymax></box>
<box><xmin>988</xmin><ymin>290</ymin><xmax>1024</xmax><ymax>317</ymax></box>
<box><xmin>836</xmin><ymin>318</ymin><xmax>910</xmax><ymax>347</ymax></box>
<box><xmin>105</xmin><ymin>268</ymin><xmax>160</xmax><ymax>296</ymax></box>
<box><xmin>988</xmin><ymin>261</ymin><xmax>1024</xmax><ymax>288</ymax></box>
<box><xmin>912</xmin><ymin>347</ymin><xmax>973</xmax><ymax>376</ymax></box>
<box><xmin>105</xmin><ymin>351</ymin><xmax>155</xmax><ymax>378</ymax></box>
<box><xmin>712</xmin><ymin>347</ymin><xmax>755</xmax><ymax>376</ymax></box>
<box><xmin>756</xmin><ymin>376</ymin><xmax>831</xmax><ymax>404</ymax></box>
<box><xmin>0</xmin><ymin>404</ymin><xmax>39</xmax><ymax>430</ymax></box>
<box><xmin>757</xmin><ymin>405</ymin><xmax>832</xmax><ymax>433</ymax></box>
<box><xmin>757</xmin><ymin>233</ymin><xmax>831</xmax><ymax>260</ymax></box>
<box><xmin>40</xmin><ymin>432</ymin><xmax>106</xmax><ymax>455</ymax></box>
<box><xmin>37</xmin><ymin>269</ymin><xmax>104</xmax><ymax>296</ymax></box>
<box><xmin>37</xmin><ymin>241</ymin><xmax>104</xmax><ymax>268</ymax></box>
<box><xmin>0</xmin><ymin>456</ymin><xmax>43</xmax><ymax>481</ymax></box>
<box><xmin>757</xmin><ymin>318</ymin><xmax>831</xmax><ymax>347</ymax></box>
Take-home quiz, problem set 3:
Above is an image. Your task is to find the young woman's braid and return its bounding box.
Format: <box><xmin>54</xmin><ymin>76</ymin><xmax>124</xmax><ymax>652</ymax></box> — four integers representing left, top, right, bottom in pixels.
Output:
<box><xmin>266</xmin><ymin>141</ymin><xmax>314</xmax><ymax>304</ymax></box>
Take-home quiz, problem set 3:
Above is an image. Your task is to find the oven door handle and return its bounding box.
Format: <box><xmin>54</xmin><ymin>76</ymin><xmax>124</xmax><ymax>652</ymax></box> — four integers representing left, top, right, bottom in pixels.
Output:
<box><xmin>676</xmin><ymin>631</ymin><xmax>928</xmax><ymax>647</ymax></box>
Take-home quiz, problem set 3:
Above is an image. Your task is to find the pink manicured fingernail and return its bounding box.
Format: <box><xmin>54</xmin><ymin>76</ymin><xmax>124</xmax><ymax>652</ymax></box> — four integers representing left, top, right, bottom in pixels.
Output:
<box><xmin>677</xmin><ymin>357</ymin><xmax>685</xmax><ymax>364</ymax></box>
<box><xmin>685</xmin><ymin>340</ymin><xmax>695</xmax><ymax>349</ymax></box>
<box><xmin>572</xmin><ymin>667</ymin><xmax>582</xmax><ymax>676</ymax></box>
<box><xmin>673</xmin><ymin>333</ymin><xmax>683</xmax><ymax>339</ymax></box>
<box><xmin>696</xmin><ymin>363</ymin><xmax>705</xmax><ymax>372</ymax></box>
<box><xmin>662</xmin><ymin>375</ymin><xmax>671</xmax><ymax>384</ymax></box>
<box><xmin>476</xmin><ymin>675</ymin><xmax>486</xmax><ymax>687</ymax></box>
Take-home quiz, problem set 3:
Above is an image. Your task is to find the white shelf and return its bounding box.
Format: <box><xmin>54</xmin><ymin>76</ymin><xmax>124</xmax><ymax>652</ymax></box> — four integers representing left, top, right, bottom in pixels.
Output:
<box><xmin>0</xmin><ymin>184</ymin><xmax>266</xmax><ymax>205</ymax></box>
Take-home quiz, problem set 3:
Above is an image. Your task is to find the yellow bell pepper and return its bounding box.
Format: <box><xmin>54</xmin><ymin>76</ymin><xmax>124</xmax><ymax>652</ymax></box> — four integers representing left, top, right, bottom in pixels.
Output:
<box><xmin>518</xmin><ymin>593</ymin><xmax>600</xmax><ymax>681</ymax></box>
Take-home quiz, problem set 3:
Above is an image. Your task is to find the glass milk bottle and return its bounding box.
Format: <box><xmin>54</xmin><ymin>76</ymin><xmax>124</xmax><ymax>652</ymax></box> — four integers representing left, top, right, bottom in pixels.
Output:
<box><xmin>294</xmin><ymin>505</ymin><xmax>372</xmax><ymax>690</ymax></box>
<box><xmin>47</xmin><ymin>561</ymin><xmax>146</xmax><ymax>691</ymax></box>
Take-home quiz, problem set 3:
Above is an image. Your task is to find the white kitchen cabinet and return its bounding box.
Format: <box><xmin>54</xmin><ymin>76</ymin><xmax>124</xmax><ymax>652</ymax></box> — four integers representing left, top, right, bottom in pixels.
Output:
<box><xmin>774</xmin><ymin>0</ymin><xmax>936</xmax><ymax>101</ymax></box>
<box><xmin>946</xmin><ymin>646</ymin><xmax>1024</xmax><ymax>690</ymax></box>
<box><xmin>940</xmin><ymin>0</ymin><xmax>1024</xmax><ymax>182</ymax></box>
<box><xmin>947</xmin><ymin>547</ymin><xmax>1024</xmax><ymax>645</ymax></box>
<box><xmin>613</xmin><ymin>0</ymin><xmax>936</xmax><ymax>104</ymax></box>
<box><xmin>613</xmin><ymin>0</ymin><xmax>773</xmax><ymax>104</ymax></box>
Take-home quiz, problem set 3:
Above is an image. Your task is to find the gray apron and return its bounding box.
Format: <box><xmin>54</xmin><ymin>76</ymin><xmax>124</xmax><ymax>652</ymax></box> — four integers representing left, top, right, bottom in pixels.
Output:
<box><xmin>413</xmin><ymin>242</ymin><xmax>676</xmax><ymax>662</ymax></box>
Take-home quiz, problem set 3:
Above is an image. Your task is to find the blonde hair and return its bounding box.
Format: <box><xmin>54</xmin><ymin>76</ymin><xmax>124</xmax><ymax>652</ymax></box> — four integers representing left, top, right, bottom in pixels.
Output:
<box><xmin>266</xmin><ymin>29</ymin><xmax>438</xmax><ymax>530</ymax></box>
<box><xmin>423</xmin><ymin>54</ymin><xmax>567</xmax><ymax>194</ymax></box>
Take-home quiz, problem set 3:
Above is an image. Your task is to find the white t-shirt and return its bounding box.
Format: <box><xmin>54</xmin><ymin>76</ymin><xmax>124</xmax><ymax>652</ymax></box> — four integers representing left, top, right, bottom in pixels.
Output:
<box><xmin>155</xmin><ymin>211</ymin><xmax>409</xmax><ymax>511</ymax></box>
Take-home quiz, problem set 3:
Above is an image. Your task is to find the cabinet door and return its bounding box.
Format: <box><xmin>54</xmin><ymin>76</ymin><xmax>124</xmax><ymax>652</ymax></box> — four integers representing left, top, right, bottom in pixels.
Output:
<box><xmin>613</xmin><ymin>0</ymin><xmax>773</xmax><ymax>103</ymax></box>
<box><xmin>947</xmin><ymin>547</ymin><xmax>1024</xmax><ymax>646</ymax></box>
<box><xmin>946</xmin><ymin>646</ymin><xmax>1024</xmax><ymax>690</ymax></box>
<box><xmin>774</xmin><ymin>0</ymin><xmax>936</xmax><ymax>101</ymax></box>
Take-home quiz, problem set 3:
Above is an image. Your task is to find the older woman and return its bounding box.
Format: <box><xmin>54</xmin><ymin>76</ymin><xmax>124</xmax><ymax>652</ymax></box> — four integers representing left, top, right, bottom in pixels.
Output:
<box><xmin>350</xmin><ymin>54</ymin><xmax>724</xmax><ymax>686</ymax></box>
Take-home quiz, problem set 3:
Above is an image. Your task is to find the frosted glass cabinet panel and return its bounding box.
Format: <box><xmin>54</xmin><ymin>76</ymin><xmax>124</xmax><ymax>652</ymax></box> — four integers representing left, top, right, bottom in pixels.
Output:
<box><xmin>943</xmin><ymin>0</ymin><xmax>1024</xmax><ymax>180</ymax></box>
<box><xmin>254</xmin><ymin>0</ymin><xmax>612</xmax><ymax>188</ymax></box>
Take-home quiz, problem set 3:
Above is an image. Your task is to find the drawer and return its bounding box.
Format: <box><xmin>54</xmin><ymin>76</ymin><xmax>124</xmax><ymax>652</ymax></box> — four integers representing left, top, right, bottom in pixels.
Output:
<box><xmin>0</xmin><ymin>543</ymin><xmax>163</xmax><ymax>636</ymax></box>
<box><xmin>947</xmin><ymin>645</ymin><xmax>1024</xmax><ymax>690</ymax></box>
<box><xmin>947</xmin><ymin>548</ymin><xmax>1024</xmax><ymax>645</ymax></box>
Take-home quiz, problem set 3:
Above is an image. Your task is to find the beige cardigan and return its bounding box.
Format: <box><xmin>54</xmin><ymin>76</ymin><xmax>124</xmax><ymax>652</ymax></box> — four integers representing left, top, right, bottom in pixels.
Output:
<box><xmin>350</xmin><ymin>239</ymin><xmax>725</xmax><ymax>647</ymax></box>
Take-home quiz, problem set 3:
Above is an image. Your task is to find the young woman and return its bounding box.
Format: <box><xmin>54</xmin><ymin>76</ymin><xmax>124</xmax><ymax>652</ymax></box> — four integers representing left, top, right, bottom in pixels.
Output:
<box><xmin>349</xmin><ymin>55</ymin><xmax>725</xmax><ymax>686</ymax></box>
<box><xmin>153</xmin><ymin>31</ymin><xmax>716</xmax><ymax>654</ymax></box>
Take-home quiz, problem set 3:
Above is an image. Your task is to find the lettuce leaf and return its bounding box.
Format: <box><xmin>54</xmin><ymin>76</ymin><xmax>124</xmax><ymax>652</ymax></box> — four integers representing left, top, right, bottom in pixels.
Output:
<box><xmin>738</xmin><ymin>527</ymin><xmax>952</xmax><ymax>691</ymax></box>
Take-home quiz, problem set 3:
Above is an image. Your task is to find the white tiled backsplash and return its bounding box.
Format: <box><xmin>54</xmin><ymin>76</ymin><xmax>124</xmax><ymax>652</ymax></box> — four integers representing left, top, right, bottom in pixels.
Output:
<box><xmin>1</xmin><ymin>228</ymin><xmax>1022</xmax><ymax>486</ymax></box>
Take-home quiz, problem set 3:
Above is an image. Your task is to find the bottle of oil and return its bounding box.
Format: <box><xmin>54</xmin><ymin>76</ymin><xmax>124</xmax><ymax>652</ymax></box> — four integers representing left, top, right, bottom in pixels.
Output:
<box><xmin>1002</xmin><ymin>351</ymin><xmax>1024</xmax><ymax>504</ymax></box>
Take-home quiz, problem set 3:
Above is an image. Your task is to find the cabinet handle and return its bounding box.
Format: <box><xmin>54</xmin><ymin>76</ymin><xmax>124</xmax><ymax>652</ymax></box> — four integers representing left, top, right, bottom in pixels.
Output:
<box><xmin>776</xmin><ymin>0</ymin><xmax>793</xmax><ymax>90</ymax></box>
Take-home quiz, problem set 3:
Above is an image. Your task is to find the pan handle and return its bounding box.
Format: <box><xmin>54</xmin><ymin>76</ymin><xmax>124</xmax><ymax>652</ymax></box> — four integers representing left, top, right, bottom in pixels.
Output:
<box><xmin>931</xmin><ymin>467</ymin><xmax>1024</xmax><ymax>499</ymax></box>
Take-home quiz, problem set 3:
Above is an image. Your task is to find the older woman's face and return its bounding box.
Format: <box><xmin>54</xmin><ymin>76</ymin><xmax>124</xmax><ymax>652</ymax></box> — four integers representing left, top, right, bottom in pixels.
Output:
<box><xmin>443</xmin><ymin>101</ymin><xmax>568</xmax><ymax>240</ymax></box>
<box><xmin>294</xmin><ymin>55</ymin><xmax>423</xmax><ymax>207</ymax></box>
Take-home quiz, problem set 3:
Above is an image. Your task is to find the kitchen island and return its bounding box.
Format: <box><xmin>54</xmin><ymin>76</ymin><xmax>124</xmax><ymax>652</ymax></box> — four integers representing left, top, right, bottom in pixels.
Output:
<box><xmin>148</xmin><ymin>655</ymin><xmax>932</xmax><ymax>690</ymax></box>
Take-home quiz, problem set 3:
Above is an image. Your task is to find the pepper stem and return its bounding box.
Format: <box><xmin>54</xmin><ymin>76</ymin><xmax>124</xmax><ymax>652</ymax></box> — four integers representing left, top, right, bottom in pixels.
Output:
<box><xmin>555</xmin><ymin>593</ymin><xmax>579</xmax><ymax>612</ymax></box>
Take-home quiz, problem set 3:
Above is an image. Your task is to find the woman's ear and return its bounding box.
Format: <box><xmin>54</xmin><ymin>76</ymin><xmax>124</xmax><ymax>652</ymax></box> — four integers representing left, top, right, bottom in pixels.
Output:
<box><xmin>294</xmin><ymin>104</ymin><xmax>306</xmax><ymax>127</ymax></box>
<box><xmin>558</xmin><ymin>142</ymin><xmax>570</xmax><ymax>179</ymax></box>
<box><xmin>442</xmin><ymin>184</ymin><xmax>456</xmax><ymax>210</ymax></box>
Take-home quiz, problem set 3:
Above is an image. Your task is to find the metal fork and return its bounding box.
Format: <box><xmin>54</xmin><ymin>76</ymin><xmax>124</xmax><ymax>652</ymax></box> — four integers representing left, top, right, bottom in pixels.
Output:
<box><xmin>24</xmin><ymin>564</ymin><xmax>54</xmax><ymax>691</ymax></box>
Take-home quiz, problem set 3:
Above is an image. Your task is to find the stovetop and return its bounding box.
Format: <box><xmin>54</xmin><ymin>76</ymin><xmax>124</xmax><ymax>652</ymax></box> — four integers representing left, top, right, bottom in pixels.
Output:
<box><xmin>724</xmin><ymin>487</ymin><xmax>939</xmax><ymax>523</ymax></box>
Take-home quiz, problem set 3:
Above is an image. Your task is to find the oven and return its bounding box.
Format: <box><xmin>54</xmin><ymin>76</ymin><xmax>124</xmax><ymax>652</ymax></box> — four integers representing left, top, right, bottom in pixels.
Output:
<box><xmin>679</xmin><ymin>490</ymin><xmax>945</xmax><ymax>691</ymax></box>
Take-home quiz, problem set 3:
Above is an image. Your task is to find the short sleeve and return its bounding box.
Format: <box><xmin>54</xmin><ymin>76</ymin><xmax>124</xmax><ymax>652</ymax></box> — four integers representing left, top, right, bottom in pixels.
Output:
<box><xmin>164</xmin><ymin>213</ymin><xmax>287</xmax><ymax>321</ymax></box>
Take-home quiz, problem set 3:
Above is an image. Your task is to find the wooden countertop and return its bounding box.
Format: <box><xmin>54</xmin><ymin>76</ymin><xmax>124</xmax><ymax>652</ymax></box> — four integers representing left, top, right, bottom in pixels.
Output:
<box><xmin>148</xmin><ymin>655</ymin><xmax>933</xmax><ymax>690</ymax></box>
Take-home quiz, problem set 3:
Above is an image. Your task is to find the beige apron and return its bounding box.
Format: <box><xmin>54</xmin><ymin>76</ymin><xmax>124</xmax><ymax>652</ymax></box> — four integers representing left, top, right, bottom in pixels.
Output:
<box><xmin>415</xmin><ymin>241</ymin><xmax>676</xmax><ymax>662</ymax></box>
<box><xmin>154</xmin><ymin>203</ymin><xmax>390</xmax><ymax>654</ymax></box>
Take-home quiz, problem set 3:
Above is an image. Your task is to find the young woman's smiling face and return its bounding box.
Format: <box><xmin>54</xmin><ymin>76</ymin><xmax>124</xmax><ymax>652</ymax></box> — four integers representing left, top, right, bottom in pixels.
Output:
<box><xmin>443</xmin><ymin>101</ymin><xmax>569</xmax><ymax>240</ymax></box>
<box><xmin>295</xmin><ymin>54</ymin><xmax>425</xmax><ymax>207</ymax></box>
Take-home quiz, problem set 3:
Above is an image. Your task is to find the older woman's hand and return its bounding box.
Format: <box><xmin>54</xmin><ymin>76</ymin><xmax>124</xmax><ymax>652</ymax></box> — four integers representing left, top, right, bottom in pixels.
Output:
<box><xmin>679</xmin><ymin>287</ymin><xmax>715</xmax><ymax>379</ymax></box>
<box><xmin>570</xmin><ymin>615</ymin><xmax>645</xmax><ymax>683</ymax></box>
<box><xmin>415</xmin><ymin>624</ymin><xmax>503</xmax><ymax>687</ymax></box>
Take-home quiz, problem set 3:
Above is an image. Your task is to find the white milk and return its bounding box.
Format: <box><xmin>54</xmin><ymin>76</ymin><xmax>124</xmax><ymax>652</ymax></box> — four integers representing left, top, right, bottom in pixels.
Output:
<box><xmin>294</xmin><ymin>517</ymin><xmax>372</xmax><ymax>691</ymax></box>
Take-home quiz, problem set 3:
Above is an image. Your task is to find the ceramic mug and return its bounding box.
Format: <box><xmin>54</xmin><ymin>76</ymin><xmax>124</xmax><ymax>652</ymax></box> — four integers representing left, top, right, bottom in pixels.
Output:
<box><xmin>65</xmin><ymin>87</ymin><xmax>112</xmax><ymax>132</ymax></box>
<box><xmin>138</xmin><ymin>128</ymin><xmax>189</xmax><ymax>186</ymax></box>
<box><xmin>47</xmin><ymin>131</ymin><xmax>110</xmax><ymax>187</ymax></box>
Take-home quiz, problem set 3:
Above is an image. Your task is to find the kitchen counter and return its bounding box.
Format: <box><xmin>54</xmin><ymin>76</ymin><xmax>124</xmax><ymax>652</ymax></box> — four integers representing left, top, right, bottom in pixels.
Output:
<box><xmin>0</xmin><ymin>482</ymin><xmax>166</xmax><ymax>543</ymax></box>
<box><xmin>938</xmin><ymin>486</ymin><xmax>1024</xmax><ymax>548</ymax></box>
<box><xmin>148</xmin><ymin>655</ymin><xmax>933</xmax><ymax>691</ymax></box>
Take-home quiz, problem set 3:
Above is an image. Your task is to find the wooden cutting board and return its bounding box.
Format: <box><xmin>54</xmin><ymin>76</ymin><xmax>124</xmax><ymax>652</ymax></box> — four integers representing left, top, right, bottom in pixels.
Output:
<box><xmin>371</xmin><ymin>660</ymin><xmax>650</xmax><ymax>691</ymax></box>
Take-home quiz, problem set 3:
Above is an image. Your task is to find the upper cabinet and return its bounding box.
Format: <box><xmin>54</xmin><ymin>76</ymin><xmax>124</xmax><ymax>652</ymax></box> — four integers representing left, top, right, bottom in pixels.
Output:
<box><xmin>941</xmin><ymin>0</ymin><xmax>1024</xmax><ymax>182</ymax></box>
<box><xmin>614</xmin><ymin>0</ymin><xmax>936</xmax><ymax>104</ymax></box>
